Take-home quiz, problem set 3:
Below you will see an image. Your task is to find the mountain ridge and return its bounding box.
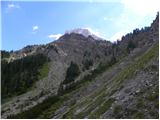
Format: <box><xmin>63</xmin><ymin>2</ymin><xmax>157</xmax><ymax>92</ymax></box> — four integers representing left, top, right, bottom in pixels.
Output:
<box><xmin>1</xmin><ymin>13</ymin><xmax>159</xmax><ymax>119</ymax></box>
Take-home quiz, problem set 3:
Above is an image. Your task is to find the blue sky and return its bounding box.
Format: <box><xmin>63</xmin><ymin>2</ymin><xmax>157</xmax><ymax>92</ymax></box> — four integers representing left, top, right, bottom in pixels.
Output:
<box><xmin>1</xmin><ymin>0</ymin><xmax>159</xmax><ymax>51</ymax></box>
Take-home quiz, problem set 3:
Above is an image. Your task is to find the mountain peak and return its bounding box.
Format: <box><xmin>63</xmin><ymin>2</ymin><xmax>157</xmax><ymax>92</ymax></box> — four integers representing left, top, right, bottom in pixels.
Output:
<box><xmin>65</xmin><ymin>28</ymin><xmax>91</xmax><ymax>37</ymax></box>
<box><xmin>65</xmin><ymin>28</ymin><xmax>104</xmax><ymax>40</ymax></box>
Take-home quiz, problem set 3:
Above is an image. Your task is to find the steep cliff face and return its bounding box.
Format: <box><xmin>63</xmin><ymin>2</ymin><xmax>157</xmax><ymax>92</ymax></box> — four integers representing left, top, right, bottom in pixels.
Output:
<box><xmin>1</xmin><ymin>14</ymin><xmax>159</xmax><ymax>119</ymax></box>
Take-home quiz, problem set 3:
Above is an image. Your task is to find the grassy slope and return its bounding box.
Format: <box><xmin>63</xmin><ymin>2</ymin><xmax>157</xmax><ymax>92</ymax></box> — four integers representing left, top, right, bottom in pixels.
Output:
<box><xmin>38</xmin><ymin>62</ymin><xmax>49</xmax><ymax>79</ymax></box>
<box><xmin>87</xmin><ymin>44</ymin><xmax>158</xmax><ymax>118</ymax></box>
<box><xmin>8</xmin><ymin>43</ymin><xmax>158</xmax><ymax>119</ymax></box>
<box><xmin>64</xmin><ymin>43</ymin><xmax>158</xmax><ymax>118</ymax></box>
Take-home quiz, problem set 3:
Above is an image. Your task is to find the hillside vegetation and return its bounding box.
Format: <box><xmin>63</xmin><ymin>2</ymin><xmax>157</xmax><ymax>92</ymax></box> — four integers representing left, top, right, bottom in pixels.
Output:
<box><xmin>1</xmin><ymin>13</ymin><xmax>159</xmax><ymax>119</ymax></box>
<box><xmin>1</xmin><ymin>54</ymin><xmax>50</xmax><ymax>101</ymax></box>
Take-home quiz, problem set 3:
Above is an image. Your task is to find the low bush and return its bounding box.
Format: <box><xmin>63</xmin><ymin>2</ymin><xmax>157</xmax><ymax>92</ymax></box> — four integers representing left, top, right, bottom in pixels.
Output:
<box><xmin>7</xmin><ymin>96</ymin><xmax>59</xmax><ymax>119</ymax></box>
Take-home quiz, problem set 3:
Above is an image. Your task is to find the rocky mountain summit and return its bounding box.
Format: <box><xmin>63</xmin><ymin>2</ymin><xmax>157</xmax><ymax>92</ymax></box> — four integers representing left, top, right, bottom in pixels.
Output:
<box><xmin>65</xmin><ymin>28</ymin><xmax>104</xmax><ymax>40</ymax></box>
<box><xmin>1</xmin><ymin>13</ymin><xmax>159</xmax><ymax>119</ymax></box>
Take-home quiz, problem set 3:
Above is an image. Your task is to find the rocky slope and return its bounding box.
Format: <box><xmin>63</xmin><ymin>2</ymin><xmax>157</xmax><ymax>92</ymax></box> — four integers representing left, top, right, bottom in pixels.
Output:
<box><xmin>1</xmin><ymin>13</ymin><xmax>159</xmax><ymax>119</ymax></box>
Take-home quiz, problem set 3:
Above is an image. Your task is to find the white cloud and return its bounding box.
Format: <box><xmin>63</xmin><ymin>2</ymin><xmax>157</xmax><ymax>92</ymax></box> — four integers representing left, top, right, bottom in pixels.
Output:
<box><xmin>86</xmin><ymin>27</ymin><xmax>101</xmax><ymax>36</ymax></box>
<box><xmin>121</xmin><ymin>0</ymin><xmax>159</xmax><ymax>16</ymax></box>
<box><xmin>6</xmin><ymin>3</ymin><xmax>20</xmax><ymax>13</ymax></box>
<box><xmin>110</xmin><ymin>31</ymin><xmax>127</xmax><ymax>42</ymax></box>
<box><xmin>8</xmin><ymin>4</ymin><xmax>20</xmax><ymax>9</ymax></box>
<box><xmin>118</xmin><ymin>0</ymin><xmax>159</xmax><ymax>29</ymax></box>
<box><xmin>32</xmin><ymin>26</ymin><xmax>39</xmax><ymax>31</ymax></box>
<box><xmin>31</xmin><ymin>26</ymin><xmax>39</xmax><ymax>34</ymax></box>
<box><xmin>85</xmin><ymin>27</ymin><xmax>106</xmax><ymax>38</ymax></box>
<box><xmin>109</xmin><ymin>0</ymin><xmax>159</xmax><ymax>42</ymax></box>
<box><xmin>85</xmin><ymin>27</ymin><xmax>110</xmax><ymax>40</ymax></box>
<box><xmin>48</xmin><ymin>34</ymin><xmax>62</xmax><ymax>40</ymax></box>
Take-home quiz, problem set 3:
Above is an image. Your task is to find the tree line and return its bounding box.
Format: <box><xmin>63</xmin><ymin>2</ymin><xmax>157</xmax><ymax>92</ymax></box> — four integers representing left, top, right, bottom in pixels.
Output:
<box><xmin>2</xmin><ymin>53</ymin><xmax>49</xmax><ymax>101</ymax></box>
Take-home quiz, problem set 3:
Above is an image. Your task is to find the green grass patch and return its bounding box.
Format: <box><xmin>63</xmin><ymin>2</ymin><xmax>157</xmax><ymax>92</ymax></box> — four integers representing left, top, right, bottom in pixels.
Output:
<box><xmin>112</xmin><ymin>104</ymin><xmax>124</xmax><ymax>118</ymax></box>
<box><xmin>113</xmin><ymin>104</ymin><xmax>123</xmax><ymax>114</ymax></box>
<box><xmin>62</xmin><ymin>107</ymin><xmax>75</xmax><ymax>119</ymax></box>
<box><xmin>38</xmin><ymin>95</ymin><xmax>68</xmax><ymax>118</ymax></box>
<box><xmin>114</xmin><ymin>44</ymin><xmax>158</xmax><ymax>86</ymax></box>
<box><xmin>7</xmin><ymin>95</ymin><xmax>60</xmax><ymax>119</ymax></box>
<box><xmin>147</xmin><ymin>93</ymin><xmax>158</xmax><ymax>101</ymax></box>
<box><xmin>38</xmin><ymin>63</ymin><xmax>49</xmax><ymax>79</ymax></box>
<box><xmin>136</xmin><ymin>98</ymin><xmax>145</xmax><ymax>108</ymax></box>
<box><xmin>75</xmin><ymin>92</ymin><xmax>107</xmax><ymax>118</ymax></box>
<box><xmin>63</xmin><ymin>77</ymin><xmax>113</xmax><ymax>118</ymax></box>
<box><xmin>63</xmin><ymin>91</ymin><xmax>106</xmax><ymax>119</ymax></box>
<box><xmin>126</xmin><ymin>108</ymin><xmax>138</xmax><ymax>118</ymax></box>
<box><xmin>133</xmin><ymin>111</ymin><xmax>145</xmax><ymax>119</ymax></box>
<box><xmin>88</xmin><ymin>98</ymin><xmax>115</xmax><ymax>119</ymax></box>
